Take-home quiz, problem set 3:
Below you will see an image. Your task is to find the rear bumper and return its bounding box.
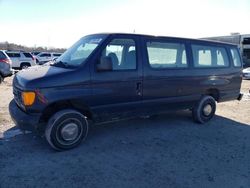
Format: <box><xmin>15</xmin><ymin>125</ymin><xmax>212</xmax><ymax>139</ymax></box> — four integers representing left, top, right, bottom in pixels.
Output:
<box><xmin>237</xmin><ymin>93</ymin><xmax>243</xmax><ymax>101</ymax></box>
<box><xmin>219</xmin><ymin>90</ymin><xmax>244</xmax><ymax>102</ymax></box>
<box><xmin>9</xmin><ymin>99</ymin><xmax>43</xmax><ymax>132</ymax></box>
<box><xmin>243</xmin><ymin>73</ymin><xmax>250</xmax><ymax>79</ymax></box>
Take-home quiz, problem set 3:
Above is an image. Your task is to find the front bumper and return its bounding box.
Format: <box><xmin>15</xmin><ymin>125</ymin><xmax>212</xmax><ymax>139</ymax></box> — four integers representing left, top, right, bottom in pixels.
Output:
<box><xmin>9</xmin><ymin>99</ymin><xmax>43</xmax><ymax>132</ymax></box>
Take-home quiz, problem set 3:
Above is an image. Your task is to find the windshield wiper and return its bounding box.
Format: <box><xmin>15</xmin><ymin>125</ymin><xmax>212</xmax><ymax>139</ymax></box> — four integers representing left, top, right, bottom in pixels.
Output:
<box><xmin>51</xmin><ymin>61</ymin><xmax>69</xmax><ymax>68</ymax></box>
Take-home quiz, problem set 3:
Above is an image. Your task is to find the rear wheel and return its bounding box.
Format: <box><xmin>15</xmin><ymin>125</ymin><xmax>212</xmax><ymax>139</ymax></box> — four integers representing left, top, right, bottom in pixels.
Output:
<box><xmin>45</xmin><ymin>109</ymin><xmax>89</xmax><ymax>151</ymax></box>
<box><xmin>192</xmin><ymin>95</ymin><xmax>216</xmax><ymax>124</ymax></box>
<box><xmin>0</xmin><ymin>74</ymin><xmax>3</xmax><ymax>84</ymax></box>
<box><xmin>21</xmin><ymin>63</ymin><xmax>30</xmax><ymax>69</ymax></box>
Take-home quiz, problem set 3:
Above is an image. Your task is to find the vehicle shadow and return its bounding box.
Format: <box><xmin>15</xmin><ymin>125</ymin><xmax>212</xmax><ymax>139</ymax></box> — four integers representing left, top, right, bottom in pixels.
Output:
<box><xmin>1</xmin><ymin>111</ymin><xmax>250</xmax><ymax>188</ymax></box>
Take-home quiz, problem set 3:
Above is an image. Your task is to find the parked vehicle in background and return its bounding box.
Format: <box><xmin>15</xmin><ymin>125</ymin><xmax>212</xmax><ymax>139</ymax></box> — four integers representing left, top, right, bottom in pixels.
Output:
<box><xmin>35</xmin><ymin>52</ymin><xmax>62</xmax><ymax>65</ymax></box>
<box><xmin>9</xmin><ymin>33</ymin><xmax>243</xmax><ymax>150</ymax></box>
<box><xmin>31</xmin><ymin>51</ymin><xmax>41</xmax><ymax>56</ymax></box>
<box><xmin>52</xmin><ymin>53</ymin><xmax>62</xmax><ymax>59</ymax></box>
<box><xmin>243</xmin><ymin>67</ymin><xmax>250</xmax><ymax>79</ymax></box>
<box><xmin>204</xmin><ymin>34</ymin><xmax>250</xmax><ymax>68</ymax></box>
<box><xmin>0</xmin><ymin>50</ymin><xmax>12</xmax><ymax>84</ymax></box>
<box><xmin>6</xmin><ymin>51</ymin><xmax>36</xmax><ymax>70</ymax></box>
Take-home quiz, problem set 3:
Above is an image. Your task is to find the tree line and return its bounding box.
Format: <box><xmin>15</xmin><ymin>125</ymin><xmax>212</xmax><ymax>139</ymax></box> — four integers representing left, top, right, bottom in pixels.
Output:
<box><xmin>0</xmin><ymin>41</ymin><xmax>66</xmax><ymax>53</ymax></box>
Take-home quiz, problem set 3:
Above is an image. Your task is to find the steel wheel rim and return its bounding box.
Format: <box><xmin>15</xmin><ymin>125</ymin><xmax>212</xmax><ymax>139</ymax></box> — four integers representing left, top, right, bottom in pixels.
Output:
<box><xmin>61</xmin><ymin>122</ymin><xmax>79</xmax><ymax>141</ymax></box>
<box><xmin>56</xmin><ymin>118</ymin><xmax>83</xmax><ymax>146</ymax></box>
<box><xmin>203</xmin><ymin>104</ymin><xmax>212</xmax><ymax>116</ymax></box>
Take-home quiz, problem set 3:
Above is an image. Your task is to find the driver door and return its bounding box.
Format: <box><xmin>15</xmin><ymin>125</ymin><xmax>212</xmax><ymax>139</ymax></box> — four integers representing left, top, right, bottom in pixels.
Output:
<box><xmin>90</xmin><ymin>35</ymin><xmax>143</xmax><ymax>122</ymax></box>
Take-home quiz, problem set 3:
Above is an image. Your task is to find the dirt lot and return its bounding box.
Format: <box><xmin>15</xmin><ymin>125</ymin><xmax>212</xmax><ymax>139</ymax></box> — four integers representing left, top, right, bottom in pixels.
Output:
<box><xmin>0</xmin><ymin>76</ymin><xmax>250</xmax><ymax>188</ymax></box>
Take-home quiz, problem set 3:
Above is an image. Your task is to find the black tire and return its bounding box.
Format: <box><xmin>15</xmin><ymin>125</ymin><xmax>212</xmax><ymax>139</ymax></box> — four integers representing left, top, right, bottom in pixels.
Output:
<box><xmin>21</xmin><ymin>63</ymin><xmax>30</xmax><ymax>69</ymax></box>
<box><xmin>192</xmin><ymin>95</ymin><xmax>216</xmax><ymax>124</ymax></box>
<box><xmin>0</xmin><ymin>74</ymin><xmax>3</xmax><ymax>84</ymax></box>
<box><xmin>45</xmin><ymin>109</ymin><xmax>89</xmax><ymax>151</ymax></box>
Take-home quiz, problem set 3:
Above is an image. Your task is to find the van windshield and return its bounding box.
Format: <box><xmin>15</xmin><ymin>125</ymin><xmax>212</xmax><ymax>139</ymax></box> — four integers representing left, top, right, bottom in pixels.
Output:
<box><xmin>52</xmin><ymin>35</ymin><xmax>106</xmax><ymax>68</ymax></box>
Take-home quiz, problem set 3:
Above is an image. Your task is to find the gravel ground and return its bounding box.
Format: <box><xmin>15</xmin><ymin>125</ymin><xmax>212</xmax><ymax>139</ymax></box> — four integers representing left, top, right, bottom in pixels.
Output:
<box><xmin>0</xmin><ymin>76</ymin><xmax>250</xmax><ymax>188</ymax></box>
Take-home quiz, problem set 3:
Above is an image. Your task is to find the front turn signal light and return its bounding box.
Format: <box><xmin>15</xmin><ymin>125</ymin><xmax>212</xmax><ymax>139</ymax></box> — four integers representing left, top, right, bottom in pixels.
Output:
<box><xmin>22</xmin><ymin>92</ymin><xmax>36</xmax><ymax>106</ymax></box>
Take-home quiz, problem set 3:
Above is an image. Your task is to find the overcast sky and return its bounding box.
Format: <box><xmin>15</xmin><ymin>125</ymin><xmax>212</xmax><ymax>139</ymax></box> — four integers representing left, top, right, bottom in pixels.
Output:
<box><xmin>0</xmin><ymin>0</ymin><xmax>249</xmax><ymax>48</ymax></box>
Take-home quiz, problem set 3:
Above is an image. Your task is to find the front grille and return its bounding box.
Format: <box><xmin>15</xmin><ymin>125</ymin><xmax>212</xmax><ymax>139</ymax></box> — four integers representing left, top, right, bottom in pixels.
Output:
<box><xmin>13</xmin><ymin>85</ymin><xmax>22</xmax><ymax>107</ymax></box>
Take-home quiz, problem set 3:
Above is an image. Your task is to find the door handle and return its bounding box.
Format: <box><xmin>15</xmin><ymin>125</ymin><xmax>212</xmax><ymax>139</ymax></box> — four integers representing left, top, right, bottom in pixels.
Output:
<box><xmin>136</xmin><ymin>82</ymin><xmax>142</xmax><ymax>96</ymax></box>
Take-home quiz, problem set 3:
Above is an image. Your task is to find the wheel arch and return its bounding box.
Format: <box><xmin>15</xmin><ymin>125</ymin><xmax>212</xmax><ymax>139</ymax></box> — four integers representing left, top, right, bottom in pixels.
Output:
<box><xmin>20</xmin><ymin>62</ymin><xmax>31</xmax><ymax>66</ymax></box>
<box><xmin>205</xmin><ymin>88</ymin><xmax>220</xmax><ymax>102</ymax></box>
<box><xmin>20</xmin><ymin>62</ymin><xmax>31</xmax><ymax>69</ymax></box>
<box><xmin>39</xmin><ymin>99</ymin><xmax>93</xmax><ymax>124</ymax></box>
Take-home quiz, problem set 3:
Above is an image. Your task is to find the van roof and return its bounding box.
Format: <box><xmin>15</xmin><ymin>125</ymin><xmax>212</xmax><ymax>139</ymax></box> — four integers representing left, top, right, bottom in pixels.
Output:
<box><xmin>90</xmin><ymin>33</ymin><xmax>238</xmax><ymax>47</ymax></box>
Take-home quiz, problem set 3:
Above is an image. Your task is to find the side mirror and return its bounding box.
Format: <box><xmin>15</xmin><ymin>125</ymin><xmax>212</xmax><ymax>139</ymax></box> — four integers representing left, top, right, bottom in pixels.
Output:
<box><xmin>96</xmin><ymin>56</ymin><xmax>113</xmax><ymax>72</ymax></box>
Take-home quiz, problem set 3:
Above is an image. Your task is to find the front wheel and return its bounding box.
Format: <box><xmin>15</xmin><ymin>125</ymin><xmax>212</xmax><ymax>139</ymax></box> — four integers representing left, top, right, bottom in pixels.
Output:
<box><xmin>192</xmin><ymin>95</ymin><xmax>216</xmax><ymax>124</ymax></box>
<box><xmin>0</xmin><ymin>75</ymin><xmax>3</xmax><ymax>84</ymax></box>
<box><xmin>45</xmin><ymin>109</ymin><xmax>89</xmax><ymax>151</ymax></box>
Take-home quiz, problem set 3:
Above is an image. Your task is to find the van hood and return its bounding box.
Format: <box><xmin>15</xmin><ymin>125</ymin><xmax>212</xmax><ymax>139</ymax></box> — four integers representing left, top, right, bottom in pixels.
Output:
<box><xmin>15</xmin><ymin>65</ymin><xmax>77</xmax><ymax>89</ymax></box>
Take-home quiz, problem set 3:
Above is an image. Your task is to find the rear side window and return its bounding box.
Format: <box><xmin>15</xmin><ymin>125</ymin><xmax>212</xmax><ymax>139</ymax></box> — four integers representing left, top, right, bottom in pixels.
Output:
<box><xmin>0</xmin><ymin>51</ymin><xmax>7</xmax><ymax>59</ymax></box>
<box><xmin>146</xmin><ymin>41</ymin><xmax>187</xmax><ymax>69</ymax></box>
<box><xmin>230</xmin><ymin>48</ymin><xmax>242</xmax><ymax>67</ymax></box>
<box><xmin>53</xmin><ymin>54</ymin><xmax>61</xmax><ymax>57</ymax></box>
<box><xmin>40</xmin><ymin>53</ymin><xmax>51</xmax><ymax>57</ymax></box>
<box><xmin>192</xmin><ymin>45</ymin><xmax>229</xmax><ymax>68</ymax></box>
<box><xmin>6</xmin><ymin>52</ymin><xmax>20</xmax><ymax>58</ymax></box>
<box><xmin>242</xmin><ymin>38</ymin><xmax>250</xmax><ymax>45</ymax></box>
<box><xmin>23</xmin><ymin>53</ymin><xmax>33</xmax><ymax>58</ymax></box>
<box><xmin>243</xmin><ymin>49</ymin><xmax>250</xmax><ymax>59</ymax></box>
<box><xmin>34</xmin><ymin>52</ymin><xmax>40</xmax><ymax>55</ymax></box>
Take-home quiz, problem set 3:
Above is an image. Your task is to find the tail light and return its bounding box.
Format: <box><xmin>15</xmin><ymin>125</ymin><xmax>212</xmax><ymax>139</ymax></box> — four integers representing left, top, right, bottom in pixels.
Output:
<box><xmin>0</xmin><ymin>58</ymin><xmax>10</xmax><ymax>64</ymax></box>
<box><xmin>32</xmin><ymin>56</ymin><xmax>35</xmax><ymax>61</ymax></box>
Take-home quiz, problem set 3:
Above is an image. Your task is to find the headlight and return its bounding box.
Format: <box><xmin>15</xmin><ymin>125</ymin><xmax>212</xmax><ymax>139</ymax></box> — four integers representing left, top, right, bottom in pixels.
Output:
<box><xmin>21</xmin><ymin>91</ymin><xmax>36</xmax><ymax>106</ymax></box>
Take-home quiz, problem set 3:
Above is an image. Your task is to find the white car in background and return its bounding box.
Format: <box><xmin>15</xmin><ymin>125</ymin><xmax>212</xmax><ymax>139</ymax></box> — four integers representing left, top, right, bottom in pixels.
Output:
<box><xmin>35</xmin><ymin>52</ymin><xmax>62</xmax><ymax>65</ymax></box>
<box><xmin>243</xmin><ymin>67</ymin><xmax>250</xmax><ymax>79</ymax></box>
<box><xmin>0</xmin><ymin>50</ymin><xmax>13</xmax><ymax>83</ymax></box>
<box><xmin>6</xmin><ymin>51</ymin><xmax>36</xmax><ymax>70</ymax></box>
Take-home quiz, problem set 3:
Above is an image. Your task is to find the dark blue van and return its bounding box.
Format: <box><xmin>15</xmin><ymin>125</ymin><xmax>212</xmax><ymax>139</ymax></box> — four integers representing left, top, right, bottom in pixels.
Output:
<box><xmin>9</xmin><ymin>33</ymin><xmax>243</xmax><ymax>150</ymax></box>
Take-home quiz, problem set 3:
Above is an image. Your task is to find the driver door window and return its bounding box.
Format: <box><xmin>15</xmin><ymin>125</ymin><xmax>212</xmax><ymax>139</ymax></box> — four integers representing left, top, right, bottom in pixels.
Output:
<box><xmin>100</xmin><ymin>38</ymin><xmax>137</xmax><ymax>70</ymax></box>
